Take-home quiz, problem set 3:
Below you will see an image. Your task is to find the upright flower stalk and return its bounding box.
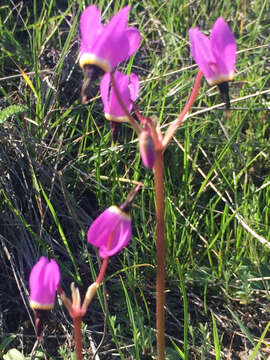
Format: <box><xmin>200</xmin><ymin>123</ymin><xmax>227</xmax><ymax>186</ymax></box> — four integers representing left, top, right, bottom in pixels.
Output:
<box><xmin>78</xmin><ymin>6</ymin><xmax>236</xmax><ymax>360</ymax></box>
<box><xmin>153</xmin><ymin>146</ymin><xmax>166</xmax><ymax>359</ymax></box>
<box><xmin>102</xmin><ymin>70</ymin><xmax>203</xmax><ymax>359</ymax></box>
<box><xmin>151</xmin><ymin>72</ymin><xmax>203</xmax><ymax>360</ymax></box>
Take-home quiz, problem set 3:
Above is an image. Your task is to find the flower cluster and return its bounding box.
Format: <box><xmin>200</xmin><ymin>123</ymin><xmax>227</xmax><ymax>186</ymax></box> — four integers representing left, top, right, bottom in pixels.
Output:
<box><xmin>28</xmin><ymin>7</ymin><xmax>238</xmax><ymax>350</ymax></box>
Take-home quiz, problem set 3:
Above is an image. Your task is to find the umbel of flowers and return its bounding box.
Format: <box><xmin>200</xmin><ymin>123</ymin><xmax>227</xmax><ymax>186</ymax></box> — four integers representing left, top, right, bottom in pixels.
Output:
<box><xmin>29</xmin><ymin>5</ymin><xmax>237</xmax><ymax>360</ymax></box>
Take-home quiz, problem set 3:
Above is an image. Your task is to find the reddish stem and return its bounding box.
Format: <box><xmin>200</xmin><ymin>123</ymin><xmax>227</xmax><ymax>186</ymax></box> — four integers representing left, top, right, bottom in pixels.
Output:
<box><xmin>151</xmin><ymin>71</ymin><xmax>202</xmax><ymax>359</ymax></box>
<box><xmin>162</xmin><ymin>70</ymin><xmax>203</xmax><ymax>149</ymax></box>
<box><xmin>154</xmin><ymin>149</ymin><xmax>166</xmax><ymax>360</ymax></box>
<box><xmin>96</xmin><ymin>257</ymin><xmax>109</xmax><ymax>284</ymax></box>
<box><xmin>74</xmin><ymin>317</ymin><xmax>83</xmax><ymax>360</ymax></box>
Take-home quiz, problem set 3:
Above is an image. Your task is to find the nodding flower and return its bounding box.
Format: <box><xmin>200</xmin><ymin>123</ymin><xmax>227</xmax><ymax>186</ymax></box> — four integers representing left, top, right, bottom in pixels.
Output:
<box><xmin>87</xmin><ymin>205</ymin><xmax>132</xmax><ymax>258</ymax></box>
<box><xmin>79</xmin><ymin>5</ymin><xmax>141</xmax><ymax>74</ymax></box>
<box><xmin>29</xmin><ymin>257</ymin><xmax>60</xmax><ymax>310</ymax></box>
<box><xmin>100</xmin><ymin>71</ymin><xmax>140</xmax><ymax>122</ymax></box>
<box><xmin>189</xmin><ymin>17</ymin><xmax>236</xmax><ymax>86</ymax></box>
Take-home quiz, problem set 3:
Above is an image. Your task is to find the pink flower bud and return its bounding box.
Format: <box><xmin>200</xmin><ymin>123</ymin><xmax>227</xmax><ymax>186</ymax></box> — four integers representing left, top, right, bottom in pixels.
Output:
<box><xmin>139</xmin><ymin>129</ymin><xmax>156</xmax><ymax>170</ymax></box>
<box><xmin>87</xmin><ymin>205</ymin><xmax>132</xmax><ymax>258</ymax></box>
<box><xmin>29</xmin><ymin>257</ymin><xmax>60</xmax><ymax>310</ymax></box>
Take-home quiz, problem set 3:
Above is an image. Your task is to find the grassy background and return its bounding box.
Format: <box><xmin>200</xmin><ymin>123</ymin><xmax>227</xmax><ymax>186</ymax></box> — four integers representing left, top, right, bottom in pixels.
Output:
<box><xmin>0</xmin><ymin>0</ymin><xmax>270</xmax><ymax>359</ymax></box>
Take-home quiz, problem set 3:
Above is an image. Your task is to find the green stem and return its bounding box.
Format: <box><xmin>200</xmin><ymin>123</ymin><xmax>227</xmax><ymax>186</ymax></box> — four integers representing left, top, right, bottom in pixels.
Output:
<box><xmin>154</xmin><ymin>148</ymin><xmax>166</xmax><ymax>360</ymax></box>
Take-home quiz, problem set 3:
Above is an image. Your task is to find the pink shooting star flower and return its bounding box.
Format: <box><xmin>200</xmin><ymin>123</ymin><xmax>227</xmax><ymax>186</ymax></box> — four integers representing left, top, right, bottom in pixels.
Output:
<box><xmin>189</xmin><ymin>17</ymin><xmax>236</xmax><ymax>86</ymax></box>
<box><xmin>87</xmin><ymin>205</ymin><xmax>132</xmax><ymax>259</ymax></box>
<box><xmin>29</xmin><ymin>257</ymin><xmax>60</xmax><ymax>310</ymax></box>
<box><xmin>80</xmin><ymin>5</ymin><xmax>141</xmax><ymax>74</ymax></box>
<box><xmin>100</xmin><ymin>71</ymin><xmax>140</xmax><ymax>122</ymax></box>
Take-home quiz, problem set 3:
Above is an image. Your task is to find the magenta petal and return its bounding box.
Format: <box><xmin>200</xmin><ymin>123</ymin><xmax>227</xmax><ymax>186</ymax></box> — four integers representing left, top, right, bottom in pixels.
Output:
<box><xmin>88</xmin><ymin>206</ymin><xmax>122</xmax><ymax>247</ymax></box>
<box><xmin>90</xmin><ymin>6</ymin><xmax>131</xmax><ymax>69</ymax></box>
<box><xmin>129</xmin><ymin>73</ymin><xmax>140</xmax><ymax>102</ymax></box>
<box><xmin>87</xmin><ymin>205</ymin><xmax>132</xmax><ymax>259</ymax></box>
<box><xmin>125</xmin><ymin>28</ymin><xmax>141</xmax><ymax>58</ymax></box>
<box><xmin>210</xmin><ymin>17</ymin><xmax>236</xmax><ymax>76</ymax></box>
<box><xmin>99</xmin><ymin>217</ymin><xmax>131</xmax><ymax>258</ymax></box>
<box><xmin>189</xmin><ymin>27</ymin><xmax>216</xmax><ymax>81</ymax></box>
<box><xmin>100</xmin><ymin>73</ymin><xmax>111</xmax><ymax>114</ymax></box>
<box><xmin>105</xmin><ymin>6</ymin><xmax>130</xmax><ymax>32</ymax></box>
<box><xmin>109</xmin><ymin>28</ymin><xmax>141</xmax><ymax>68</ymax></box>
<box><xmin>80</xmin><ymin>5</ymin><xmax>102</xmax><ymax>53</ymax></box>
<box><xmin>29</xmin><ymin>257</ymin><xmax>60</xmax><ymax>309</ymax></box>
<box><xmin>91</xmin><ymin>27</ymin><xmax>129</xmax><ymax>71</ymax></box>
<box><xmin>100</xmin><ymin>72</ymin><xmax>140</xmax><ymax>121</ymax></box>
<box><xmin>109</xmin><ymin>71</ymin><xmax>130</xmax><ymax>117</ymax></box>
<box><xmin>79</xmin><ymin>6</ymin><xmax>141</xmax><ymax>72</ymax></box>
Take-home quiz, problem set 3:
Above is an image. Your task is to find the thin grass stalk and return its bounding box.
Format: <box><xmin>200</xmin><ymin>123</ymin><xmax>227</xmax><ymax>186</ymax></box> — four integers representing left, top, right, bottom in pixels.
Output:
<box><xmin>177</xmin><ymin>261</ymin><xmax>188</xmax><ymax>359</ymax></box>
<box><xmin>154</xmin><ymin>149</ymin><xmax>166</xmax><ymax>360</ymax></box>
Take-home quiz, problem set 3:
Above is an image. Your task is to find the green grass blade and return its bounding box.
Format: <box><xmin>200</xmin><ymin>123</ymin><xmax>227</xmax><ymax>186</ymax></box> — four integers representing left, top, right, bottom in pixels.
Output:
<box><xmin>40</xmin><ymin>184</ymin><xmax>81</xmax><ymax>283</ymax></box>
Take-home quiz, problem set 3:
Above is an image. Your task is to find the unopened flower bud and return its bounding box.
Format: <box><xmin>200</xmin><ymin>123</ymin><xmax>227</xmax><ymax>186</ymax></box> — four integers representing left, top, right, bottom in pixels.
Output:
<box><xmin>139</xmin><ymin>130</ymin><xmax>156</xmax><ymax>170</ymax></box>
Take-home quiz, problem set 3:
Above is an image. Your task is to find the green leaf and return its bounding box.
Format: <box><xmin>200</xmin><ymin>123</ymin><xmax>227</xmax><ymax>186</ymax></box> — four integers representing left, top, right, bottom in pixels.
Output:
<box><xmin>0</xmin><ymin>105</ymin><xmax>26</xmax><ymax>124</ymax></box>
<box><xmin>3</xmin><ymin>349</ymin><xmax>26</xmax><ymax>360</ymax></box>
<box><xmin>0</xmin><ymin>336</ymin><xmax>16</xmax><ymax>351</ymax></box>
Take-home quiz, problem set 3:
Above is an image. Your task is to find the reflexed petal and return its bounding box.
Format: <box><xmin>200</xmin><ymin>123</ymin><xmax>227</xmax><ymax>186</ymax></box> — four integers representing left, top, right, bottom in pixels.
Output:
<box><xmin>129</xmin><ymin>73</ymin><xmax>140</xmax><ymax>102</ymax></box>
<box><xmin>100</xmin><ymin>73</ymin><xmax>111</xmax><ymax>114</ymax></box>
<box><xmin>99</xmin><ymin>215</ymin><xmax>132</xmax><ymax>258</ymax></box>
<box><xmin>29</xmin><ymin>256</ymin><xmax>47</xmax><ymax>291</ymax></box>
<box><xmin>87</xmin><ymin>205</ymin><xmax>132</xmax><ymax>259</ymax></box>
<box><xmin>89</xmin><ymin>6</ymin><xmax>130</xmax><ymax>70</ymax></box>
<box><xmin>125</xmin><ymin>28</ymin><xmax>141</xmax><ymax>58</ymax></box>
<box><xmin>105</xmin><ymin>6</ymin><xmax>130</xmax><ymax>33</ymax></box>
<box><xmin>46</xmin><ymin>260</ymin><xmax>60</xmax><ymax>295</ymax></box>
<box><xmin>91</xmin><ymin>27</ymin><xmax>129</xmax><ymax>72</ymax></box>
<box><xmin>29</xmin><ymin>257</ymin><xmax>60</xmax><ymax>309</ymax></box>
<box><xmin>79</xmin><ymin>6</ymin><xmax>141</xmax><ymax>72</ymax></box>
<box><xmin>189</xmin><ymin>27</ymin><xmax>216</xmax><ymax>82</ymax></box>
<box><xmin>109</xmin><ymin>27</ymin><xmax>141</xmax><ymax>67</ymax></box>
<box><xmin>87</xmin><ymin>206</ymin><xmax>122</xmax><ymax>247</ymax></box>
<box><xmin>210</xmin><ymin>17</ymin><xmax>236</xmax><ymax>77</ymax></box>
<box><xmin>101</xmin><ymin>71</ymin><xmax>139</xmax><ymax>122</ymax></box>
<box><xmin>109</xmin><ymin>71</ymin><xmax>130</xmax><ymax>118</ymax></box>
<box><xmin>80</xmin><ymin>5</ymin><xmax>102</xmax><ymax>53</ymax></box>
